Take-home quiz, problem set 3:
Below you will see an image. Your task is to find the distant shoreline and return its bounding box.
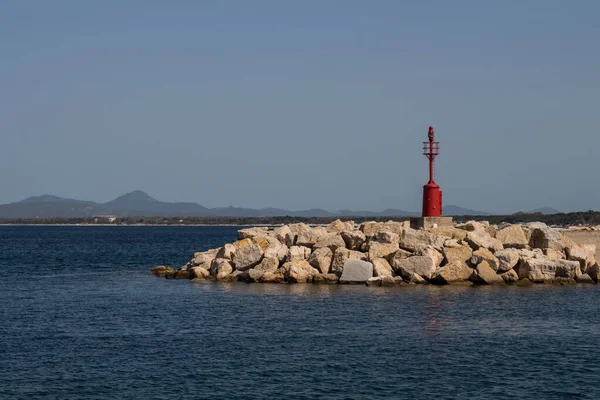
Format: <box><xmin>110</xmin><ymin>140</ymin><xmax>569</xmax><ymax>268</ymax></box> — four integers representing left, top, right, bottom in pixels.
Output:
<box><xmin>0</xmin><ymin>223</ymin><xmax>279</xmax><ymax>227</ymax></box>
<box><xmin>1</xmin><ymin>210</ymin><xmax>600</xmax><ymax>228</ymax></box>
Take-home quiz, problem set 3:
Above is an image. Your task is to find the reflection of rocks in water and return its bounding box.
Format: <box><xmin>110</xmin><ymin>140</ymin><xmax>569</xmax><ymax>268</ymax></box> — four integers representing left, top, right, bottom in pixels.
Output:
<box><xmin>420</xmin><ymin>288</ymin><xmax>459</xmax><ymax>338</ymax></box>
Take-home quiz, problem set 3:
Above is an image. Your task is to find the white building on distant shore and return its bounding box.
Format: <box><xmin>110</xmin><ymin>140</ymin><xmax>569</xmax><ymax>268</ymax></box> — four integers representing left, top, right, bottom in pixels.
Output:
<box><xmin>92</xmin><ymin>215</ymin><xmax>117</xmax><ymax>223</ymax></box>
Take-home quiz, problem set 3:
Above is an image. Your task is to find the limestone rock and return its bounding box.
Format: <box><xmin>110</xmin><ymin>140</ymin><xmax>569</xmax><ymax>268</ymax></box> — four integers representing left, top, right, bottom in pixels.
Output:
<box><xmin>471</xmin><ymin>248</ymin><xmax>500</xmax><ymax>271</ymax></box>
<box><xmin>327</xmin><ymin>219</ymin><xmax>354</xmax><ymax>232</ymax></box>
<box><xmin>459</xmin><ymin>221</ymin><xmax>485</xmax><ymax>232</ymax></box>
<box><xmin>394</xmin><ymin>256</ymin><xmax>437</xmax><ymax>280</ymax></box>
<box><xmin>278</xmin><ymin>223</ymin><xmax>312</xmax><ymax>247</ymax></box>
<box><xmin>263</xmin><ymin>241</ymin><xmax>288</xmax><ymax>262</ymax></box>
<box><xmin>470</xmin><ymin>261</ymin><xmax>504</xmax><ymax>284</ymax></box>
<box><xmin>500</xmin><ymin>269</ymin><xmax>519</xmax><ymax>283</ymax></box>
<box><xmin>331</xmin><ymin>248</ymin><xmax>367</xmax><ymax>275</ymax></box>
<box><xmin>443</xmin><ymin>239</ymin><xmax>464</xmax><ymax>248</ymax></box>
<box><xmin>359</xmin><ymin>221</ymin><xmax>405</xmax><ymax>236</ymax></box>
<box><xmin>485</xmin><ymin>225</ymin><xmax>498</xmax><ymax>238</ymax></box>
<box><xmin>588</xmin><ymin>263</ymin><xmax>600</xmax><ymax>282</ymax></box>
<box><xmin>526</xmin><ymin>222</ymin><xmax>549</xmax><ymax>230</ymax></box>
<box><xmin>430</xmin><ymin>226</ymin><xmax>467</xmax><ymax>240</ymax></box>
<box><xmin>529</xmin><ymin>227</ymin><xmax>566</xmax><ymax>251</ymax></box>
<box><xmin>149</xmin><ymin>265</ymin><xmax>175</xmax><ymax>277</ymax></box>
<box><xmin>496</xmin><ymin>225</ymin><xmax>528</xmax><ymax>248</ymax></box>
<box><xmin>443</xmin><ymin>246</ymin><xmax>473</xmax><ymax>265</ymax></box>
<box><xmin>366</xmin><ymin>277</ymin><xmax>382</xmax><ymax>287</ymax></box>
<box><xmin>237</xmin><ymin>227</ymin><xmax>269</xmax><ymax>240</ymax></box>
<box><xmin>415</xmin><ymin>245</ymin><xmax>443</xmax><ymax>267</ymax></box>
<box><xmin>287</xmin><ymin>223</ymin><xmax>313</xmax><ymax>235</ymax></box>
<box><xmin>313</xmin><ymin>234</ymin><xmax>346</xmax><ymax>252</ymax></box>
<box><xmin>388</xmin><ymin>249</ymin><xmax>413</xmax><ymax>270</ymax></box>
<box><xmin>274</xmin><ymin>225</ymin><xmax>294</xmax><ymax>246</ymax></box>
<box><xmin>164</xmin><ymin>269</ymin><xmax>177</xmax><ymax>279</ymax></box>
<box><xmin>189</xmin><ymin>266</ymin><xmax>210</xmax><ymax>279</ymax></box>
<box><xmin>233</xmin><ymin>270</ymin><xmax>245</xmax><ymax>281</ymax></box>
<box><xmin>522</xmin><ymin>226</ymin><xmax>532</xmax><ymax>243</ymax></box>
<box><xmin>296</xmin><ymin>227</ymin><xmax>331</xmax><ymax>248</ymax></box>
<box><xmin>517</xmin><ymin>248</ymin><xmax>545</xmax><ymax>261</ymax></box>
<box><xmin>381</xmin><ymin>276</ymin><xmax>396</xmax><ymax>287</ymax></box>
<box><xmin>308</xmin><ymin>247</ymin><xmax>333</xmax><ymax>274</ymax></box>
<box><xmin>339</xmin><ymin>259</ymin><xmax>374</xmax><ymax>284</ymax></box>
<box><xmin>341</xmin><ymin>230</ymin><xmax>366</xmax><ymax>251</ymax></box>
<box><xmin>281</xmin><ymin>260</ymin><xmax>317</xmax><ymax>283</ymax></box>
<box><xmin>406</xmin><ymin>273</ymin><xmax>427</xmax><ymax>284</ymax></box>
<box><xmin>312</xmin><ymin>273</ymin><xmax>339</xmax><ymax>284</ymax></box>
<box><xmin>466</xmin><ymin>230</ymin><xmax>504</xmax><ymax>253</ymax></box>
<box><xmin>251</xmin><ymin>235</ymin><xmax>280</xmax><ymax>251</ymax></box>
<box><xmin>287</xmin><ymin>245</ymin><xmax>312</xmax><ymax>262</ymax></box>
<box><xmin>516</xmin><ymin>258</ymin><xmax>557</xmax><ymax>283</ymax></box>
<box><xmin>555</xmin><ymin>260</ymin><xmax>581</xmax><ymax>279</ymax></box>
<box><xmin>545</xmin><ymin>248</ymin><xmax>565</xmax><ymax>261</ymax></box>
<box><xmin>576</xmin><ymin>273</ymin><xmax>595</xmax><ymax>284</ymax></box>
<box><xmin>373</xmin><ymin>230</ymin><xmax>400</xmax><ymax>244</ymax></box>
<box><xmin>193</xmin><ymin>248</ymin><xmax>219</xmax><ymax>266</ymax></box>
<box><xmin>254</xmin><ymin>257</ymin><xmax>280</xmax><ymax>273</ymax></box>
<box><xmin>372</xmin><ymin>258</ymin><xmax>394</xmax><ymax>277</ymax></box>
<box><xmin>233</xmin><ymin>239</ymin><xmax>264</xmax><ymax>271</ymax></box>
<box><xmin>260</xmin><ymin>271</ymin><xmax>285</xmax><ymax>283</ymax></box>
<box><xmin>495</xmin><ymin>248</ymin><xmax>520</xmax><ymax>273</ymax></box>
<box><xmin>246</xmin><ymin>269</ymin><xmax>264</xmax><ymax>283</ymax></box>
<box><xmin>399</xmin><ymin>228</ymin><xmax>445</xmax><ymax>252</ymax></box>
<box><xmin>177</xmin><ymin>264</ymin><xmax>189</xmax><ymax>271</ymax></box>
<box><xmin>566</xmin><ymin>244</ymin><xmax>596</xmax><ymax>270</ymax></box>
<box><xmin>368</xmin><ymin>241</ymin><xmax>400</xmax><ymax>261</ymax></box>
<box><xmin>430</xmin><ymin>261</ymin><xmax>472</xmax><ymax>284</ymax></box>
<box><xmin>212</xmin><ymin>258</ymin><xmax>234</xmax><ymax>280</ymax></box>
<box><xmin>174</xmin><ymin>269</ymin><xmax>190</xmax><ymax>279</ymax></box>
<box><xmin>216</xmin><ymin>243</ymin><xmax>237</xmax><ymax>260</ymax></box>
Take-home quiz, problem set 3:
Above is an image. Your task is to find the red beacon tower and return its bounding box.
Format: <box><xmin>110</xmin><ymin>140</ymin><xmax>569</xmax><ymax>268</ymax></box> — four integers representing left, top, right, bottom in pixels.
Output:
<box><xmin>422</xmin><ymin>126</ymin><xmax>442</xmax><ymax>217</ymax></box>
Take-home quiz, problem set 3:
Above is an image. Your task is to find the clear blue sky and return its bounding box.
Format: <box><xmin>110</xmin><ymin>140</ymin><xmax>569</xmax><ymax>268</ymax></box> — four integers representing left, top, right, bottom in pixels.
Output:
<box><xmin>1</xmin><ymin>1</ymin><xmax>598</xmax><ymax>213</ymax></box>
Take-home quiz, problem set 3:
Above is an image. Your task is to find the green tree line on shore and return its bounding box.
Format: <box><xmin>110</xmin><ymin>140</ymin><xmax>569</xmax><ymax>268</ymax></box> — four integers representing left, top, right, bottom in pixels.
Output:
<box><xmin>1</xmin><ymin>211</ymin><xmax>599</xmax><ymax>226</ymax></box>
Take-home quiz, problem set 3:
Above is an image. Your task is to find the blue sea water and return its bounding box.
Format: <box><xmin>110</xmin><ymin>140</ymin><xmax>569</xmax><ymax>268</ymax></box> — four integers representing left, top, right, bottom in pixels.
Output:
<box><xmin>1</xmin><ymin>226</ymin><xmax>600</xmax><ymax>399</ymax></box>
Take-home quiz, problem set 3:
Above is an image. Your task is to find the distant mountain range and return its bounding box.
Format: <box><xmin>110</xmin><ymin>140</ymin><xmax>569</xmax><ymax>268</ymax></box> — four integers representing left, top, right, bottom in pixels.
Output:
<box><xmin>0</xmin><ymin>190</ymin><xmax>485</xmax><ymax>218</ymax></box>
<box><xmin>0</xmin><ymin>190</ymin><xmax>558</xmax><ymax>219</ymax></box>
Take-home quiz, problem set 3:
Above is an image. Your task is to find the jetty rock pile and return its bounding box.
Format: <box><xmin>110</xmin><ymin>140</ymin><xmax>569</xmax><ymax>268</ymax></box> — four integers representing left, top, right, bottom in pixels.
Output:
<box><xmin>150</xmin><ymin>220</ymin><xmax>600</xmax><ymax>286</ymax></box>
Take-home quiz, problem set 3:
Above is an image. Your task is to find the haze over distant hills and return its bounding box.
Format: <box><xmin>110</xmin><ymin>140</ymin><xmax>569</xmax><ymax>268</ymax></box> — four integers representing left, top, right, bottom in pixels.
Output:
<box><xmin>0</xmin><ymin>190</ymin><xmax>562</xmax><ymax>219</ymax></box>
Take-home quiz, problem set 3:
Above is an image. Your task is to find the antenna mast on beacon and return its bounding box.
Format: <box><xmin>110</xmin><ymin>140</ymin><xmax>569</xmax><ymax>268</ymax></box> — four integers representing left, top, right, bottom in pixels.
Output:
<box><xmin>422</xmin><ymin>126</ymin><xmax>442</xmax><ymax>217</ymax></box>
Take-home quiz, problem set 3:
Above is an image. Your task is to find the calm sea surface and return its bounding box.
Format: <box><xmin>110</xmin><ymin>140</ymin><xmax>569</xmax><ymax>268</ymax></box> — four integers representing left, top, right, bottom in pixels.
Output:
<box><xmin>1</xmin><ymin>226</ymin><xmax>600</xmax><ymax>399</ymax></box>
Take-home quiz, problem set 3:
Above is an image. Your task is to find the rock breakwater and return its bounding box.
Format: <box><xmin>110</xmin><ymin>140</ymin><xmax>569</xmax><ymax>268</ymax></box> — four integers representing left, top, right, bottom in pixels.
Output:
<box><xmin>150</xmin><ymin>220</ymin><xmax>600</xmax><ymax>286</ymax></box>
